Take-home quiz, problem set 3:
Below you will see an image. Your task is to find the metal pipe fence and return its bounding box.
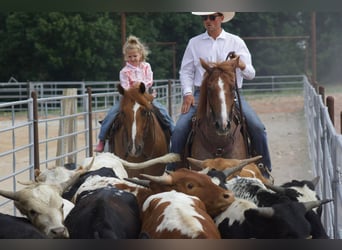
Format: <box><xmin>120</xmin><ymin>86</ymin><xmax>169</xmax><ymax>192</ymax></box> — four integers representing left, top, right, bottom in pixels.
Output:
<box><xmin>303</xmin><ymin>76</ymin><xmax>342</xmax><ymax>239</ymax></box>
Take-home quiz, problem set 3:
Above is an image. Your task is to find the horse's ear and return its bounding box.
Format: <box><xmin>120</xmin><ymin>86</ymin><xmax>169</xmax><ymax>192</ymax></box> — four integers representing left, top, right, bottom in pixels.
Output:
<box><xmin>138</xmin><ymin>82</ymin><xmax>146</xmax><ymax>94</ymax></box>
<box><xmin>117</xmin><ymin>84</ymin><xmax>125</xmax><ymax>95</ymax></box>
<box><xmin>200</xmin><ymin>58</ymin><xmax>211</xmax><ymax>72</ymax></box>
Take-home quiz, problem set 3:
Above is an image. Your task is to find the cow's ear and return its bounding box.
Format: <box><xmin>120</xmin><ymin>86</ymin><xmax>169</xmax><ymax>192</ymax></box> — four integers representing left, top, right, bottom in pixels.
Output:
<box><xmin>118</xmin><ymin>84</ymin><xmax>125</xmax><ymax>95</ymax></box>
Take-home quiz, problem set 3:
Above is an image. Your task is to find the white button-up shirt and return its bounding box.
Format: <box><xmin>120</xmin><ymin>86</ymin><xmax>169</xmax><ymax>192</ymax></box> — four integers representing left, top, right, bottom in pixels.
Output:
<box><xmin>179</xmin><ymin>29</ymin><xmax>255</xmax><ymax>96</ymax></box>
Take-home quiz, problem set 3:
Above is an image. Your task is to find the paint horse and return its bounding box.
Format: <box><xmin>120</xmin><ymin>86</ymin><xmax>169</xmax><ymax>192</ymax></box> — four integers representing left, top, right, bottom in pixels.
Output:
<box><xmin>108</xmin><ymin>83</ymin><xmax>171</xmax><ymax>178</ymax></box>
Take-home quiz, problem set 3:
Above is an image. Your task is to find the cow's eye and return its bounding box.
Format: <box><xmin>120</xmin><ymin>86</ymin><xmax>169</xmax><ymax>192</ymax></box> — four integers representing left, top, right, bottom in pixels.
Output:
<box><xmin>29</xmin><ymin>209</ymin><xmax>37</xmax><ymax>217</ymax></box>
<box><xmin>187</xmin><ymin>183</ymin><xmax>194</xmax><ymax>189</ymax></box>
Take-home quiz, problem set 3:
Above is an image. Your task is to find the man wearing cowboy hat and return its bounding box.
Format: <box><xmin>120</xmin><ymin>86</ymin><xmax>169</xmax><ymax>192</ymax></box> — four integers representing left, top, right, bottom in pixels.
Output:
<box><xmin>169</xmin><ymin>12</ymin><xmax>272</xmax><ymax>176</ymax></box>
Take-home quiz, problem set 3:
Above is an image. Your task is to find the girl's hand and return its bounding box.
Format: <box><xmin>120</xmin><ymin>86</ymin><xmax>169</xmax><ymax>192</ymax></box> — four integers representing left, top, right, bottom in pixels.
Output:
<box><xmin>152</xmin><ymin>89</ymin><xmax>157</xmax><ymax>98</ymax></box>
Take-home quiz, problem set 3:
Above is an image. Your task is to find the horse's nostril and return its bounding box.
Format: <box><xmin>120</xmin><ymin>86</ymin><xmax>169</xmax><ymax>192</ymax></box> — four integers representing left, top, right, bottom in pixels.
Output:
<box><xmin>223</xmin><ymin>193</ymin><xmax>230</xmax><ymax>199</ymax></box>
<box><xmin>227</xmin><ymin>121</ymin><xmax>231</xmax><ymax>129</ymax></box>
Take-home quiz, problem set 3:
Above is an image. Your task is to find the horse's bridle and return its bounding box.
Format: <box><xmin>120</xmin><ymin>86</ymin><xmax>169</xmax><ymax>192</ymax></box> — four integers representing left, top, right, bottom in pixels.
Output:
<box><xmin>226</xmin><ymin>51</ymin><xmax>249</xmax><ymax>155</ymax></box>
<box><xmin>120</xmin><ymin>106</ymin><xmax>157</xmax><ymax>160</ymax></box>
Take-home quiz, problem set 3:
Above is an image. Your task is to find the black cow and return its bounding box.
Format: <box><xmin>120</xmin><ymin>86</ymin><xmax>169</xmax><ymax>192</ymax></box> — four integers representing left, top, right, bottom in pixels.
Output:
<box><xmin>215</xmin><ymin>197</ymin><xmax>330</xmax><ymax>239</ymax></box>
<box><xmin>261</xmin><ymin>177</ymin><xmax>329</xmax><ymax>239</ymax></box>
<box><xmin>64</xmin><ymin>186</ymin><xmax>141</xmax><ymax>239</ymax></box>
<box><xmin>208</xmin><ymin>170</ymin><xmax>330</xmax><ymax>239</ymax></box>
<box><xmin>0</xmin><ymin>213</ymin><xmax>47</xmax><ymax>239</ymax></box>
<box><xmin>62</xmin><ymin>167</ymin><xmax>118</xmax><ymax>201</ymax></box>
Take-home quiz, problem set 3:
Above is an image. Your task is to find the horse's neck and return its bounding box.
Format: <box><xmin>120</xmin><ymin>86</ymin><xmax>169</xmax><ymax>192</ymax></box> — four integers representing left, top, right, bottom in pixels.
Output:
<box><xmin>196</xmin><ymin>89</ymin><xmax>209</xmax><ymax>120</ymax></box>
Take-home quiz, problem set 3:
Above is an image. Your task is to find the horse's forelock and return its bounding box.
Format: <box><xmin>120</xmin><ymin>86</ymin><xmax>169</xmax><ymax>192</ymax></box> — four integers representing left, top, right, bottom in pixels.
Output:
<box><xmin>122</xmin><ymin>87</ymin><xmax>153</xmax><ymax>110</ymax></box>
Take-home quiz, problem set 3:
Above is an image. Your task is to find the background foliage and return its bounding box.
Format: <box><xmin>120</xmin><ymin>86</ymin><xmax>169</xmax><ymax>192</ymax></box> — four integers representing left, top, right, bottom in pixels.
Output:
<box><xmin>0</xmin><ymin>12</ymin><xmax>341</xmax><ymax>84</ymax></box>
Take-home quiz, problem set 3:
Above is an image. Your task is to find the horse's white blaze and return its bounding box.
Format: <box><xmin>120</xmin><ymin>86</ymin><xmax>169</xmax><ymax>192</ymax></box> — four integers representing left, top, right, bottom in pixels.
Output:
<box><xmin>218</xmin><ymin>77</ymin><xmax>228</xmax><ymax>128</ymax></box>
<box><xmin>131</xmin><ymin>103</ymin><xmax>140</xmax><ymax>154</ymax></box>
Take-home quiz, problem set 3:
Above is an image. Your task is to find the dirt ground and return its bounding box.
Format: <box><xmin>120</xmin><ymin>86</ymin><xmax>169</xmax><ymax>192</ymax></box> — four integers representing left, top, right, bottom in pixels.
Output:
<box><xmin>246</xmin><ymin>94</ymin><xmax>312</xmax><ymax>185</ymax></box>
<box><xmin>246</xmin><ymin>92</ymin><xmax>342</xmax><ymax>185</ymax></box>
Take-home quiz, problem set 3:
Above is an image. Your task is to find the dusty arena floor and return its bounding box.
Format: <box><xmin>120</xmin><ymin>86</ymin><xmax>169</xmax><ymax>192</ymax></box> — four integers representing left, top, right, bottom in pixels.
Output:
<box><xmin>247</xmin><ymin>91</ymin><xmax>342</xmax><ymax>185</ymax></box>
<box><xmin>247</xmin><ymin>94</ymin><xmax>313</xmax><ymax>185</ymax></box>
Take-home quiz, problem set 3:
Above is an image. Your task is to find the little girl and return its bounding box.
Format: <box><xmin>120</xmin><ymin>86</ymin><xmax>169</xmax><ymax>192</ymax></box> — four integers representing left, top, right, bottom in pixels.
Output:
<box><xmin>95</xmin><ymin>35</ymin><xmax>174</xmax><ymax>152</ymax></box>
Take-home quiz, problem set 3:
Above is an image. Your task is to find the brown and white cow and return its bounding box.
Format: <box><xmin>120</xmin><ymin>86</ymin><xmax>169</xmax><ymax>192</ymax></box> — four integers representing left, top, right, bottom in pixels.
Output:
<box><xmin>187</xmin><ymin>155</ymin><xmax>273</xmax><ymax>185</ymax></box>
<box><xmin>140</xmin><ymin>190</ymin><xmax>221</xmax><ymax>239</ymax></box>
<box><xmin>137</xmin><ymin>168</ymin><xmax>235</xmax><ymax>217</ymax></box>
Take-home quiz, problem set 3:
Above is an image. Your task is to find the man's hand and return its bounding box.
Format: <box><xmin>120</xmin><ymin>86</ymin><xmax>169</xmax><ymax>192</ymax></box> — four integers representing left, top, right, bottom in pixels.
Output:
<box><xmin>181</xmin><ymin>94</ymin><xmax>195</xmax><ymax>113</ymax></box>
<box><xmin>228</xmin><ymin>51</ymin><xmax>246</xmax><ymax>70</ymax></box>
<box><xmin>238</xmin><ymin>60</ymin><xmax>246</xmax><ymax>71</ymax></box>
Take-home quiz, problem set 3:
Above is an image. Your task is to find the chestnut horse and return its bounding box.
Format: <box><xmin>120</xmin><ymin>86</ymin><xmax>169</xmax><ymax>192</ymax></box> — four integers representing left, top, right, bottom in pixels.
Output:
<box><xmin>184</xmin><ymin>57</ymin><xmax>249</xmax><ymax>169</ymax></box>
<box><xmin>108</xmin><ymin>83</ymin><xmax>170</xmax><ymax>178</ymax></box>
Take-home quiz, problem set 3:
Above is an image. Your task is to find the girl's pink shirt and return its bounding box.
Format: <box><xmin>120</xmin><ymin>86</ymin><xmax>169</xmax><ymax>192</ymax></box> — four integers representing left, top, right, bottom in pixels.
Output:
<box><xmin>119</xmin><ymin>61</ymin><xmax>153</xmax><ymax>90</ymax></box>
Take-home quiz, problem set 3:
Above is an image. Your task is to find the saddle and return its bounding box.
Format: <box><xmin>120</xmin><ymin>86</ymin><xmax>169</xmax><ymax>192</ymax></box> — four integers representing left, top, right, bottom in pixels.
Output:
<box><xmin>184</xmin><ymin>106</ymin><xmax>255</xmax><ymax>162</ymax></box>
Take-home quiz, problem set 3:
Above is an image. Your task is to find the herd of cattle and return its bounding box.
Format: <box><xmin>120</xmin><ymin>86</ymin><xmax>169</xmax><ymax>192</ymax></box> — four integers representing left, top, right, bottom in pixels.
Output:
<box><xmin>0</xmin><ymin>152</ymin><xmax>333</xmax><ymax>239</ymax></box>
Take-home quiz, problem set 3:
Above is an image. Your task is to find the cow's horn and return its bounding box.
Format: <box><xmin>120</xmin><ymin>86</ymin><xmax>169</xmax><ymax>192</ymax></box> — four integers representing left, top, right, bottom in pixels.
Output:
<box><xmin>140</xmin><ymin>171</ymin><xmax>172</xmax><ymax>185</ymax></box>
<box><xmin>17</xmin><ymin>180</ymin><xmax>36</xmax><ymax>185</ymax></box>
<box><xmin>311</xmin><ymin>176</ymin><xmax>320</xmax><ymax>187</ymax></box>
<box><xmin>58</xmin><ymin>156</ymin><xmax>95</xmax><ymax>193</ymax></box>
<box><xmin>83</xmin><ymin>156</ymin><xmax>95</xmax><ymax>172</ymax></box>
<box><xmin>223</xmin><ymin>155</ymin><xmax>263</xmax><ymax>177</ymax></box>
<box><xmin>124</xmin><ymin>178</ymin><xmax>150</xmax><ymax>188</ymax></box>
<box><xmin>0</xmin><ymin>190</ymin><xmax>20</xmax><ymax>201</ymax></box>
<box><xmin>122</xmin><ymin>153</ymin><xmax>181</xmax><ymax>169</ymax></box>
<box><xmin>303</xmin><ymin>199</ymin><xmax>333</xmax><ymax>212</ymax></box>
<box><xmin>186</xmin><ymin>157</ymin><xmax>205</xmax><ymax>169</ymax></box>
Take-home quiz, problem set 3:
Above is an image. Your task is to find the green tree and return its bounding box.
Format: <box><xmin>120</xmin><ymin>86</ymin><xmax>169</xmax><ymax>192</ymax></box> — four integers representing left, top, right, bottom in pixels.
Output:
<box><xmin>0</xmin><ymin>12</ymin><xmax>340</xmax><ymax>83</ymax></box>
<box><xmin>0</xmin><ymin>12</ymin><xmax>121</xmax><ymax>81</ymax></box>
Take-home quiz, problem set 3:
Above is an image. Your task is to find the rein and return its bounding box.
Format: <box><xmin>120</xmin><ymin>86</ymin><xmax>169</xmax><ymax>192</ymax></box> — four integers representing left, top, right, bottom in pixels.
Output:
<box><xmin>226</xmin><ymin>51</ymin><xmax>250</xmax><ymax>156</ymax></box>
<box><xmin>142</xmin><ymin>109</ymin><xmax>157</xmax><ymax>159</ymax></box>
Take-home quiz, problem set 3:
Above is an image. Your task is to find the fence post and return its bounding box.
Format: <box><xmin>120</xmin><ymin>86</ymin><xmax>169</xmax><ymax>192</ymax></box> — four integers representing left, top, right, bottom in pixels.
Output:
<box><xmin>56</xmin><ymin>88</ymin><xmax>77</xmax><ymax>166</ymax></box>
<box><xmin>326</xmin><ymin>96</ymin><xmax>335</xmax><ymax>125</ymax></box>
<box><xmin>168</xmin><ymin>80</ymin><xmax>172</xmax><ymax>117</ymax></box>
<box><xmin>319</xmin><ymin>86</ymin><xmax>325</xmax><ymax>105</ymax></box>
<box><xmin>87</xmin><ymin>87</ymin><xmax>93</xmax><ymax>157</ymax></box>
<box><xmin>31</xmin><ymin>91</ymin><xmax>40</xmax><ymax>173</ymax></box>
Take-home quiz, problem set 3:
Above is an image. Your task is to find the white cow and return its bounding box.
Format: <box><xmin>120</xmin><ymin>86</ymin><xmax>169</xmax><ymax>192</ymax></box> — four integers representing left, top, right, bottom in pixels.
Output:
<box><xmin>0</xmin><ymin>158</ymin><xmax>94</xmax><ymax>238</ymax></box>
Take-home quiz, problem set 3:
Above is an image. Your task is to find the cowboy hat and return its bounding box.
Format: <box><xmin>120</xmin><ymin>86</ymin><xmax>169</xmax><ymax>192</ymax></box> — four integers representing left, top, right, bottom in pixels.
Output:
<box><xmin>191</xmin><ymin>12</ymin><xmax>235</xmax><ymax>23</ymax></box>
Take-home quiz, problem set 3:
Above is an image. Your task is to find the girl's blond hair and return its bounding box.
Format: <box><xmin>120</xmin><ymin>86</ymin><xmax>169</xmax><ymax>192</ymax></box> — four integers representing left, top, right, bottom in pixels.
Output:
<box><xmin>123</xmin><ymin>35</ymin><xmax>149</xmax><ymax>62</ymax></box>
